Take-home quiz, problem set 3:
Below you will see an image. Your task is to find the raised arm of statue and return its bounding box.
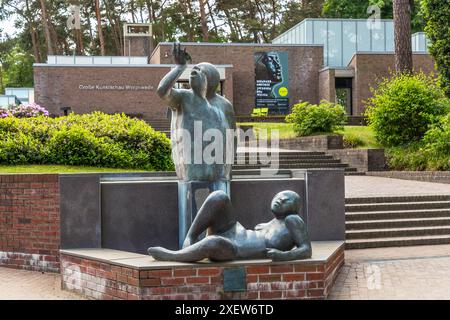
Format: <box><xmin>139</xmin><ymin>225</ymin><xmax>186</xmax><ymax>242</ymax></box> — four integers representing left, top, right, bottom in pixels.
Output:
<box><xmin>156</xmin><ymin>43</ymin><xmax>192</xmax><ymax>109</ymax></box>
<box><xmin>267</xmin><ymin>215</ymin><xmax>312</xmax><ymax>262</ymax></box>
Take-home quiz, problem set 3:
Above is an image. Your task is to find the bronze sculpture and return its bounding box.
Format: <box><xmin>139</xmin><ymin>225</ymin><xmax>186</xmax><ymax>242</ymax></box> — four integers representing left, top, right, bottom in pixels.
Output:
<box><xmin>148</xmin><ymin>190</ymin><xmax>312</xmax><ymax>262</ymax></box>
<box><xmin>156</xmin><ymin>43</ymin><xmax>235</xmax><ymax>182</ymax></box>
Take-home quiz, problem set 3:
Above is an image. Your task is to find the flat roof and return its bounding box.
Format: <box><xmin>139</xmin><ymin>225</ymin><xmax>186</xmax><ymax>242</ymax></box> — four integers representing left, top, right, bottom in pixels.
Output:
<box><xmin>33</xmin><ymin>63</ymin><xmax>234</xmax><ymax>68</ymax></box>
<box><xmin>156</xmin><ymin>41</ymin><xmax>323</xmax><ymax>48</ymax></box>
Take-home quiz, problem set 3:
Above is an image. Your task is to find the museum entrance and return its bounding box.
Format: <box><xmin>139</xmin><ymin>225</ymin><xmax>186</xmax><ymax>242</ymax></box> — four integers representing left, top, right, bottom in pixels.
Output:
<box><xmin>335</xmin><ymin>77</ymin><xmax>353</xmax><ymax>115</ymax></box>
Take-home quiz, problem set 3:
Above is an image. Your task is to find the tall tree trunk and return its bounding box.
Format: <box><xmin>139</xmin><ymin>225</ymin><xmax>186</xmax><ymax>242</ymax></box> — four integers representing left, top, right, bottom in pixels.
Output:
<box><xmin>206</xmin><ymin>0</ymin><xmax>218</xmax><ymax>35</ymax></box>
<box><xmin>95</xmin><ymin>0</ymin><xmax>106</xmax><ymax>56</ymax></box>
<box><xmin>84</xmin><ymin>6</ymin><xmax>95</xmax><ymax>52</ymax></box>
<box><xmin>25</xmin><ymin>0</ymin><xmax>41</xmax><ymax>62</ymax></box>
<box><xmin>393</xmin><ymin>0</ymin><xmax>413</xmax><ymax>73</ymax></box>
<box><xmin>75</xmin><ymin>29</ymin><xmax>84</xmax><ymax>55</ymax></box>
<box><xmin>39</xmin><ymin>0</ymin><xmax>54</xmax><ymax>56</ymax></box>
<box><xmin>30</xmin><ymin>29</ymin><xmax>42</xmax><ymax>62</ymax></box>
<box><xmin>199</xmin><ymin>0</ymin><xmax>209</xmax><ymax>41</ymax></box>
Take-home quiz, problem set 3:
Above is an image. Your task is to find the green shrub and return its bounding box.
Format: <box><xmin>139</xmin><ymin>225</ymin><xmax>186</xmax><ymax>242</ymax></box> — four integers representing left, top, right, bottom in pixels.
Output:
<box><xmin>422</xmin><ymin>0</ymin><xmax>450</xmax><ymax>95</ymax></box>
<box><xmin>0</xmin><ymin>132</ymin><xmax>43</xmax><ymax>164</ymax></box>
<box><xmin>366</xmin><ymin>73</ymin><xmax>450</xmax><ymax>147</ymax></box>
<box><xmin>0</xmin><ymin>112</ymin><xmax>174</xmax><ymax>171</ymax></box>
<box><xmin>286</xmin><ymin>100</ymin><xmax>346</xmax><ymax>136</ymax></box>
<box><xmin>386</xmin><ymin>115</ymin><xmax>450</xmax><ymax>171</ymax></box>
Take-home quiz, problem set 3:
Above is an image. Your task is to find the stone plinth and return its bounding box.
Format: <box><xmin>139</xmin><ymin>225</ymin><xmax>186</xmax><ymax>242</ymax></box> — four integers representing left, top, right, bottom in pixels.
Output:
<box><xmin>60</xmin><ymin>241</ymin><xmax>344</xmax><ymax>300</ymax></box>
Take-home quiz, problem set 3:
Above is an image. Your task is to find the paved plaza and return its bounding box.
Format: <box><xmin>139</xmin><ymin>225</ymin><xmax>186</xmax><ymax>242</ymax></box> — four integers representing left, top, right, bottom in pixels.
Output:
<box><xmin>1</xmin><ymin>244</ymin><xmax>450</xmax><ymax>300</ymax></box>
<box><xmin>329</xmin><ymin>244</ymin><xmax>450</xmax><ymax>300</ymax></box>
<box><xmin>0</xmin><ymin>267</ymin><xmax>84</xmax><ymax>300</ymax></box>
<box><xmin>345</xmin><ymin>175</ymin><xmax>450</xmax><ymax>198</ymax></box>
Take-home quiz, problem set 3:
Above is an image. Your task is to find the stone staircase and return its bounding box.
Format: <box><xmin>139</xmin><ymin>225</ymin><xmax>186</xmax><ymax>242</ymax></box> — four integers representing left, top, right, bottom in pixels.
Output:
<box><xmin>233</xmin><ymin>151</ymin><xmax>361</xmax><ymax>175</ymax></box>
<box><xmin>147</xmin><ymin>120</ymin><xmax>361</xmax><ymax>174</ymax></box>
<box><xmin>345</xmin><ymin>195</ymin><xmax>450</xmax><ymax>249</ymax></box>
<box><xmin>147</xmin><ymin>119</ymin><xmax>171</xmax><ymax>137</ymax></box>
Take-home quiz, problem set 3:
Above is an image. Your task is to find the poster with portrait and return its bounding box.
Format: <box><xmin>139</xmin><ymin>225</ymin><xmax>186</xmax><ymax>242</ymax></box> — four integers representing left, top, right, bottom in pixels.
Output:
<box><xmin>254</xmin><ymin>51</ymin><xmax>289</xmax><ymax>115</ymax></box>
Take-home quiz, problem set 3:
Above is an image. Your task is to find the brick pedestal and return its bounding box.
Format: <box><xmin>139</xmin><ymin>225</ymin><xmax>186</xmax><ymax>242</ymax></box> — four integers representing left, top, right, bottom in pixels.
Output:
<box><xmin>60</xmin><ymin>241</ymin><xmax>344</xmax><ymax>300</ymax></box>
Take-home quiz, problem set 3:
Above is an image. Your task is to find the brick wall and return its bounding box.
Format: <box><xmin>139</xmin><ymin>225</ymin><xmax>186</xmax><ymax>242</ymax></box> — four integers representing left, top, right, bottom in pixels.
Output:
<box><xmin>34</xmin><ymin>66</ymin><xmax>171</xmax><ymax>121</ymax></box>
<box><xmin>0</xmin><ymin>174</ymin><xmax>60</xmax><ymax>272</ymax></box>
<box><xmin>349</xmin><ymin>53</ymin><xmax>436</xmax><ymax>116</ymax></box>
<box><xmin>318</xmin><ymin>68</ymin><xmax>336</xmax><ymax>102</ymax></box>
<box><xmin>155</xmin><ymin>43</ymin><xmax>324</xmax><ymax>116</ymax></box>
<box><xmin>60</xmin><ymin>245</ymin><xmax>344</xmax><ymax>300</ymax></box>
<box><xmin>34</xmin><ymin>64</ymin><xmax>234</xmax><ymax>123</ymax></box>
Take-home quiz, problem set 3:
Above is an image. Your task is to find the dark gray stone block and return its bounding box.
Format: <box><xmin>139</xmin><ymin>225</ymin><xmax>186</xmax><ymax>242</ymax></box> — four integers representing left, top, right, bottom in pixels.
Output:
<box><xmin>178</xmin><ymin>180</ymin><xmax>230</xmax><ymax>248</ymax></box>
<box><xmin>303</xmin><ymin>169</ymin><xmax>345</xmax><ymax>241</ymax></box>
<box><xmin>60</xmin><ymin>174</ymin><xmax>101</xmax><ymax>249</ymax></box>
<box><xmin>101</xmin><ymin>181</ymin><xmax>179</xmax><ymax>253</ymax></box>
<box><xmin>231</xmin><ymin>178</ymin><xmax>306</xmax><ymax>229</ymax></box>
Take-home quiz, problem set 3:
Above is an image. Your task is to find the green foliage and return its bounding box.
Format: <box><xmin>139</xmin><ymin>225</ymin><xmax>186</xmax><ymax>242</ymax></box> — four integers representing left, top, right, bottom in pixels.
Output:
<box><xmin>322</xmin><ymin>0</ymin><xmax>424</xmax><ymax>32</ymax></box>
<box><xmin>0</xmin><ymin>112</ymin><xmax>174</xmax><ymax>171</ymax></box>
<box><xmin>286</xmin><ymin>100</ymin><xmax>346</xmax><ymax>136</ymax></box>
<box><xmin>421</xmin><ymin>0</ymin><xmax>450</xmax><ymax>96</ymax></box>
<box><xmin>343</xmin><ymin>135</ymin><xmax>366</xmax><ymax>149</ymax></box>
<box><xmin>386</xmin><ymin>114</ymin><xmax>450</xmax><ymax>171</ymax></box>
<box><xmin>0</xmin><ymin>45</ymin><xmax>34</xmax><ymax>89</ymax></box>
<box><xmin>366</xmin><ymin>73</ymin><xmax>450</xmax><ymax>146</ymax></box>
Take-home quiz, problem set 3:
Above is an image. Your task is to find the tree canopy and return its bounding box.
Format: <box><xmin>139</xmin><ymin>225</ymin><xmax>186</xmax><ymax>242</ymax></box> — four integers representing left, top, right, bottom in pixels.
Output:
<box><xmin>0</xmin><ymin>0</ymin><xmax>432</xmax><ymax>91</ymax></box>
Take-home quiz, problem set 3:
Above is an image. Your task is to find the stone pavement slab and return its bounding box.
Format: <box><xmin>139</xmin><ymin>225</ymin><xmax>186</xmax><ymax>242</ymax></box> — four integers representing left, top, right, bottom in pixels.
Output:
<box><xmin>345</xmin><ymin>176</ymin><xmax>450</xmax><ymax>198</ymax></box>
<box><xmin>0</xmin><ymin>267</ymin><xmax>85</xmax><ymax>300</ymax></box>
<box><xmin>329</xmin><ymin>244</ymin><xmax>450</xmax><ymax>300</ymax></box>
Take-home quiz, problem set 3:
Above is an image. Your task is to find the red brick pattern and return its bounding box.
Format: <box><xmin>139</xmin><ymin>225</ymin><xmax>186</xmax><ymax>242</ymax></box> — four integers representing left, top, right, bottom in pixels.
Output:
<box><xmin>0</xmin><ymin>175</ymin><xmax>60</xmax><ymax>272</ymax></box>
<box><xmin>60</xmin><ymin>246</ymin><xmax>344</xmax><ymax>300</ymax></box>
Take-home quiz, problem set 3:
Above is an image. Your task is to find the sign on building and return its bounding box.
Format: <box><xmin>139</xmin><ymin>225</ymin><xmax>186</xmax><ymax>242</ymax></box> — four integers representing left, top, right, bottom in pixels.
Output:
<box><xmin>254</xmin><ymin>51</ymin><xmax>289</xmax><ymax>115</ymax></box>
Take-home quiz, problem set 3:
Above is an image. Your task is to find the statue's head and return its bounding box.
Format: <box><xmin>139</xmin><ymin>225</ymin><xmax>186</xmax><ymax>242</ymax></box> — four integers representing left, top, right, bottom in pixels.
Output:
<box><xmin>270</xmin><ymin>191</ymin><xmax>301</xmax><ymax>218</ymax></box>
<box><xmin>196</xmin><ymin>62</ymin><xmax>220</xmax><ymax>98</ymax></box>
<box><xmin>189</xmin><ymin>64</ymin><xmax>208</xmax><ymax>97</ymax></box>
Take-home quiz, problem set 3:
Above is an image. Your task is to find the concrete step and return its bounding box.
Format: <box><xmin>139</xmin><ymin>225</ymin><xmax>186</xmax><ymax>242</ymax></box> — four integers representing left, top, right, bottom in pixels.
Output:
<box><xmin>345</xmin><ymin>201</ymin><xmax>450</xmax><ymax>212</ymax></box>
<box><xmin>237</xmin><ymin>151</ymin><xmax>327</xmax><ymax>157</ymax></box>
<box><xmin>346</xmin><ymin>208</ymin><xmax>450</xmax><ymax>221</ymax></box>
<box><xmin>346</xmin><ymin>195</ymin><xmax>450</xmax><ymax>204</ymax></box>
<box><xmin>346</xmin><ymin>225</ymin><xmax>450</xmax><ymax>240</ymax></box>
<box><xmin>235</xmin><ymin>154</ymin><xmax>333</xmax><ymax>160</ymax></box>
<box><xmin>234</xmin><ymin>154</ymin><xmax>337</xmax><ymax>162</ymax></box>
<box><xmin>346</xmin><ymin>217</ymin><xmax>450</xmax><ymax>230</ymax></box>
<box><xmin>232</xmin><ymin>163</ymin><xmax>350</xmax><ymax>170</ymax></box>
<box><xmin>346</xmin><ymin>235</ymin><xmax>450</xmax><ymax>249</ymax></box>
<box><xmin>234</xmin><ymin>159</ymin><xmax>342</xmax><ymax>165</ymax></box>
<box><xmin>345</xmin><ymin>172</ymin><xmax>366</xmax><ymax>176</ymax></box>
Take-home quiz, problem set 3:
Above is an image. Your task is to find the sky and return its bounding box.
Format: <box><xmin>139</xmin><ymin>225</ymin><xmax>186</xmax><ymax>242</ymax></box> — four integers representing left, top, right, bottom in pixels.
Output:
<box><xmin>1</xmin><ymin>17</ymin><xmax>17</xmax><ymax>39</ymax></box>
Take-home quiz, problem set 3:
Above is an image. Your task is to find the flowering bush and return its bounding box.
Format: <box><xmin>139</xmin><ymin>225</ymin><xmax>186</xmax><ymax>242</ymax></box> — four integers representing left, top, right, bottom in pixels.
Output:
<box><xmin>0</xmin><ymin>109</ymin><xmax>10</xmax><ymax>118</ymax></box>
<box><xmin>11</xmin><ymin>103</ymin><xmax>49</xmax><ymax>118</ymax></box>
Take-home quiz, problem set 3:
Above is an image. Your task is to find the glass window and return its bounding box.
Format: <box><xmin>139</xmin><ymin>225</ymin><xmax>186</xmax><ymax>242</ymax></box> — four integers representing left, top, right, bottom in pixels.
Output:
<box><xmin>93</xmin><ymin>56</ymin><xmax>111</xmax><ymax>64</ymax></box>
<box><xmin>385</xmin><ymin>21</ymin><xmax>394</xmax><ymax>51</ymax></box>
<box><xmin>328</xmin><ymin>21</ymin><xmax>342</xmax><ymax>67</ymax></box>
<box><xmin>371</xmin><ymin>21</ymin><xmax>385</xmax><ymax>51</ymax></box>
<box><xmin>356</xmin><ymin>21</ymin><xmax>371</xmax><ymax>51</ymax></box>
<box><xmin>305</xmin><ymin>20</ymin><xmax>313</xmax><ymax>44</ymax></box>
<box><xmin>313</xmin><ymin>20</ymin><xmax>328</xmax><ymax>65</ymax></box>
<box><xmin>298</xmin><ymin>23</ymin><xmax>305</xmax><ymax>43</ymax></box>
<box><xmin>343</xmin><ymin>21</ymin><xmax>357</xmax><ymax>66</ymax></box>
<box><xmin>76</xmin><ymin>56</ymin><xmax>94</xmax><ymax>64</ymax></box>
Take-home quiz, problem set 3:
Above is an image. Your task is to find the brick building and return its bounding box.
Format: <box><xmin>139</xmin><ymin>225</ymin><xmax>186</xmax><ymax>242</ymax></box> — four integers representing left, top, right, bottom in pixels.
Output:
<box><xmin>33</xmin><ymin>19</ymin><xmax>436</xmax><ymax>122</ymax></box>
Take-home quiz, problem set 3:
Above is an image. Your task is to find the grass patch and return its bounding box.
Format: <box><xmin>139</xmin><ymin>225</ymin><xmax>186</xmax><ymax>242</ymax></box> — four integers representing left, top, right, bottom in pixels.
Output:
<box><xmin>0</xmin><ymin>165</ymin><xmax>147</xmax><ymax>174</ymax></box>
<box><xmin>238</xmin><ymin>123</ymin><xmax>381</xmax><ymax>149</ymax></box>
<box><xmin>238</xmin><ymin>122</ymin><xmax>296</xmax><ymax>140</ymax></box>
<box><xmin>336</xmin><ymin>126</ymin><xmax>381</xmax><ymax>149</ymax></box>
